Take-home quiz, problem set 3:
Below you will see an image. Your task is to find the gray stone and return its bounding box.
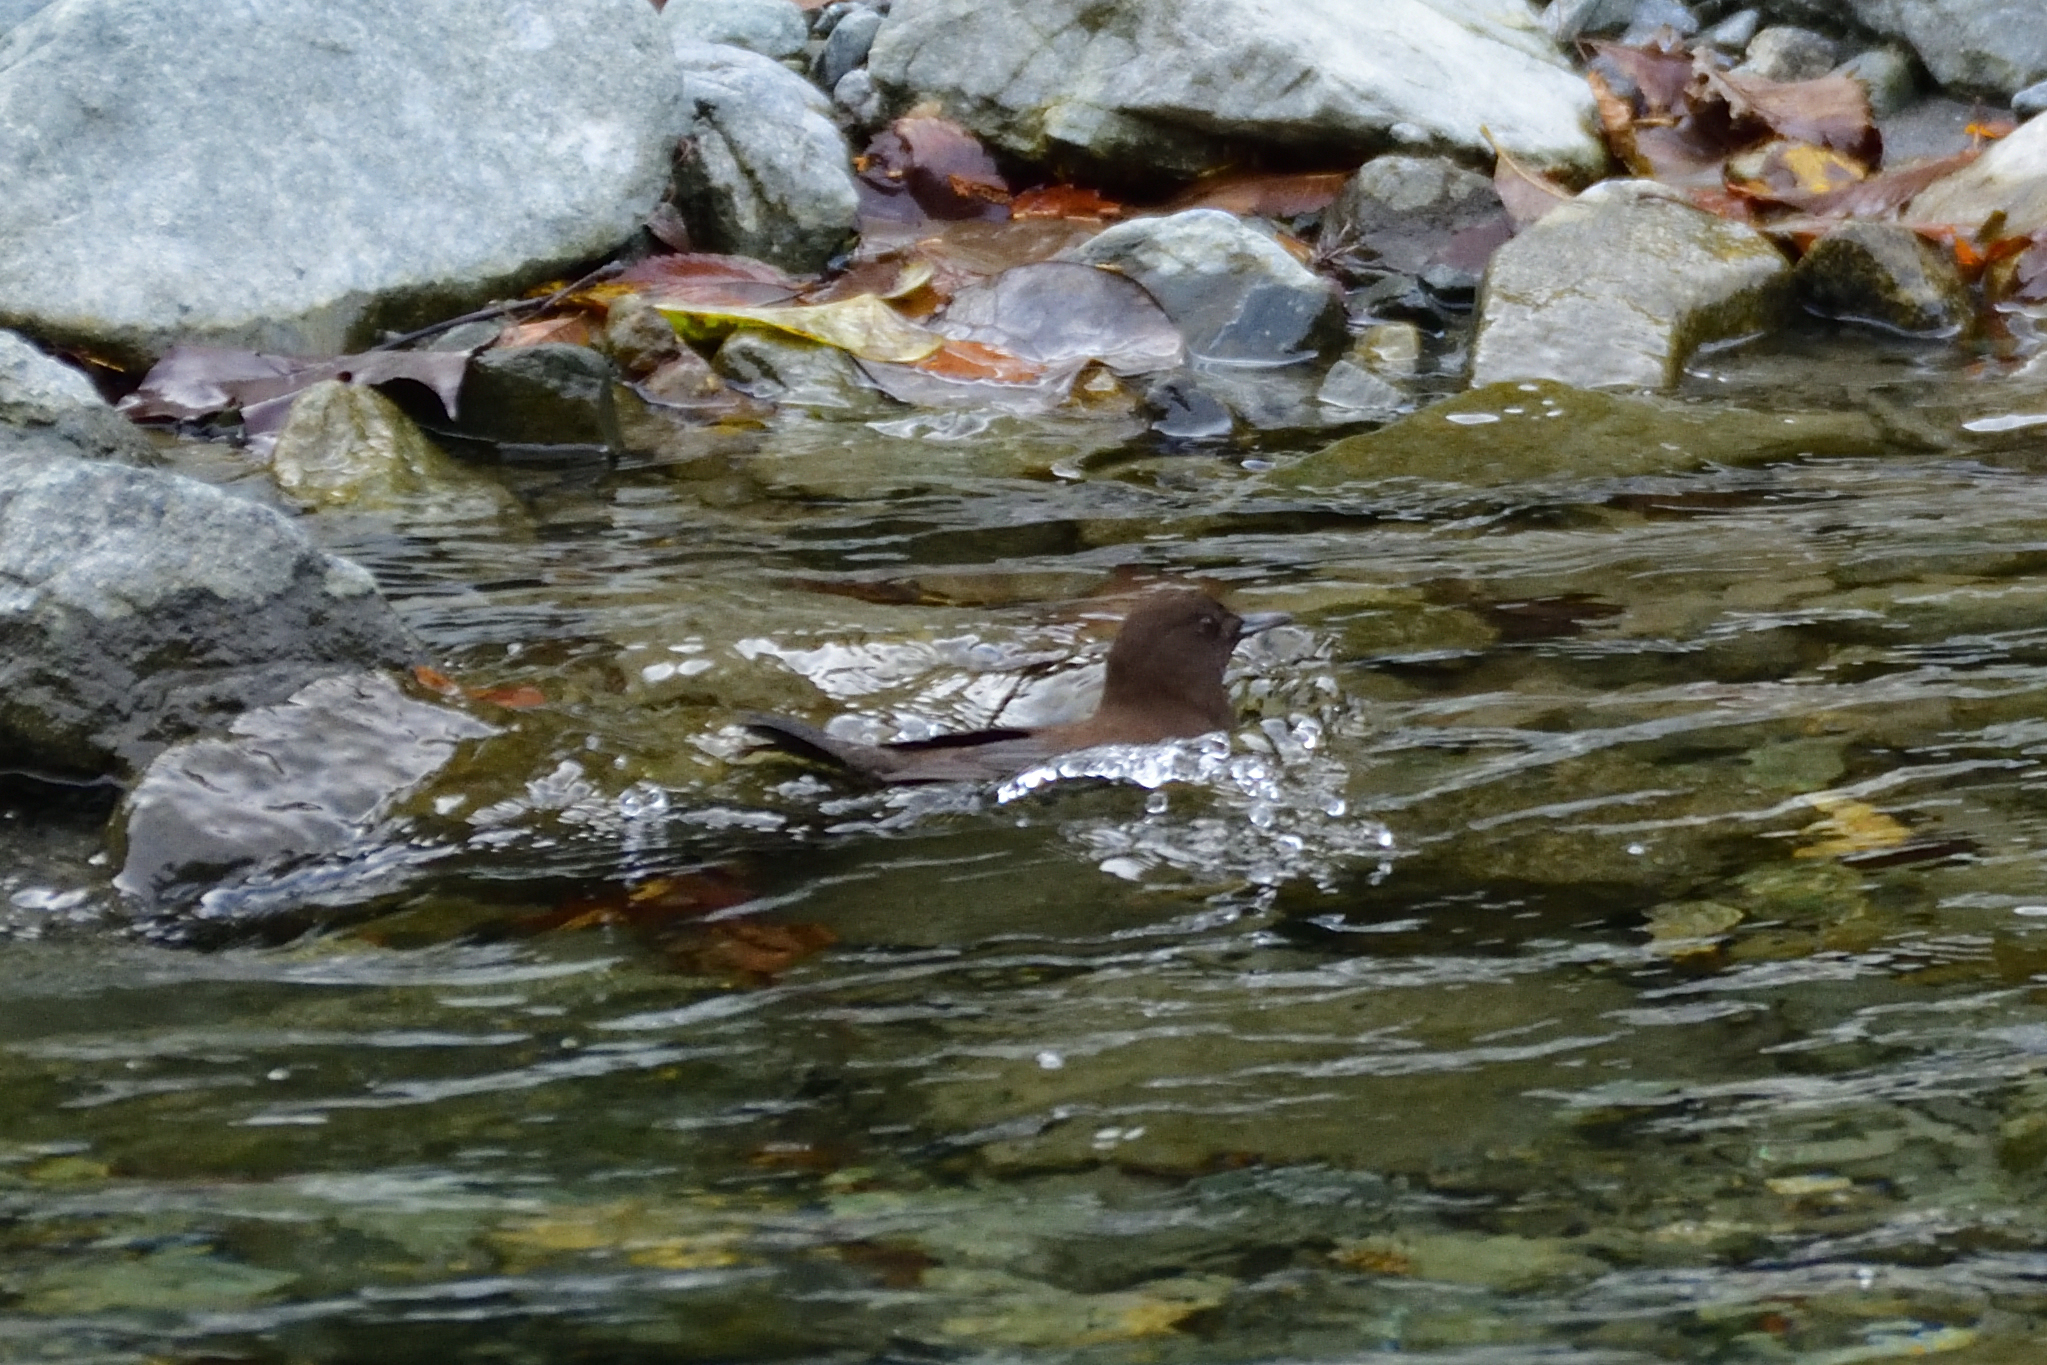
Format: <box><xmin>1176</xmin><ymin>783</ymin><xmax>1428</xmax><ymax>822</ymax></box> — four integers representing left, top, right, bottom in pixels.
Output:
<box><xmin>1838</xmin><ymin>47</ymin><xmax>1919</xmax><ymax>118</ymax></box>
<box><xmin>601</xmin><ymin>293</ymin><xmax>686</xmax><ymax>378</ymax></box>
<box><xmin>114</xmin><ymin>671</ymin><xmax>496</xmax><ymax>908</ymax></box>
<box><xmin>1355</xmin><ymin>322</ymin><xmax>1424</xmax><ymax>377</ymax></box>
<box><xmin>462</xmin><ymin>344</ymin><xmax>625</xmax><ymax>450</ymax></box>
<box><xmin>1541</xmin><ymin>0</ymin><xmax>1637</xmax><ymax>41</ymax></box>
<box><xmin>1795</xmin><ymin>221</ymin><xmax>1971</xmax><ymax>336</ymax></box>
<box><xmin>269</xmin><ymin>380</ymin><xmax>514</xmax><ymax>517</ymax></box>
<box><xmin>662</xmin><ymin>0</ymin><xmax>808</xmax><ymax>59</ymax></box>
<box><xmin>1702</xmin><ymin>9</ymin><xmax>1760</xmax><ymax>52</ymax></box>
<box><xmin>816</xmin><ymin>4</ymin><xmax>883</xmax><ymax>91</ymax></box>
<box><xmin>2016</xmin><ymin>78</ymin><xmax>2047</xmax><ymax>118</ymax></box>
<box><xmin>1836</xmin><ymin>0</ymin><xmax>2047</xmax><ymax>98</ymax></box>
<box><xmin>869</xmin><ymin>0</ymin><xmax>1605</xmax><ymax>184</ymax></box>
<box><xmin>1319</xmin><ymin>156</ymin><xmax>1509</xmax><ymax>297</ymax></box>
<box><xmin>1908</xmin><ymin>111</ymin><xmax>2047</xmax><ymax>237</ymax></box>
<box><xmin>1738</xmin><ymin>26</ymin><xmax>1839</xmax><ymax>81</ymax></box>
<box><xmin>0</xmin><ymin>329</ymin><xmax>153</xmax><ymax>464</ymax></box>
<box><xmin>0</xmin><ymin>0</ymin><xmax>683</xmax><ymax>363</ymax></box>
<box><xmin>1618</xmin><ymin>0</ymin><xmax>1699</xmax><ymax>45</ymax></box>
<box><xmin>1064</xmin><ymin>210</ymin><xmax>1346</xmax><ymax>363</ymax></box>
<box><xmin>834</xmin><ymin>68</ymin><xmax>885</xmax><ymax>126</ymax></box>
<box><xmin>714</xmin><ymin>329</ymin><xmax>886</xmax><ymax>411</ymax></box>
<box><xmin>0</xmin><ymin>450</ymin><xmax>419</xmax><ymax>776</ymax></box>
<box><xmin>1472</xmin><ymin>180</ymin><xmax>1791</xmax><ymax>389</ymax></box>
<box><xmin>671</xmin><ymin>42</ymin><xmax>860</xmax><ymax>273</ymax></box>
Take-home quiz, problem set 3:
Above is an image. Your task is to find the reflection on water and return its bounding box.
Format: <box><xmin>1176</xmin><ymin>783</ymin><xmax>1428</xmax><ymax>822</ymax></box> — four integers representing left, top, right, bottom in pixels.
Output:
<box><xmin>13</xmin><ymin>341</ymin><xmax>2047</xmax><ymax>1359</ymax></box>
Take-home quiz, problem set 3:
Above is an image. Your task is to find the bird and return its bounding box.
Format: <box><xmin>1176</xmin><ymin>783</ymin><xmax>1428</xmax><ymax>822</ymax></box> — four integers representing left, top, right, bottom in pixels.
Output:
<box><xmin>744</xmin><ymin>589</ymin><xmax>1291</xmax><ymax>784</ymax></box>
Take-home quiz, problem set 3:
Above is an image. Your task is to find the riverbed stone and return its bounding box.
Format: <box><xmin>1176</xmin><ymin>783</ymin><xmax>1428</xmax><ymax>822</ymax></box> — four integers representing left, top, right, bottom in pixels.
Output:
<box><xmin>1909</xmin><ymin>111</ymin><xmax>2047</xmax><ymax>237</ymax></box>
<box><xmin>0</xmin><ymin>0</ymin><xmax>683</xmax><ymax>364</ymax></box>
<box><xmin>1794</xmin><ymin>220</ymin><xmax>1971</xmax><ymax>335</ymax></box>
<box><xmin>0</xmin><ymin>329</ymin><xmax>153</xmax><ymax>463</ymax></box>
<box><xmin>715</xmin><ymin>329</ymin><xmax>887</xmax><ymax>412</ymax></box>
<box><xmin>1318</xmin><ymin>155</ymin><xmax>1510</xmax><ymax>301</ymax></box>
<box><xmin>1272</xmin><ymin>379</ymin><xmax>1883</xmax><ymax>488</ymax></box>
<box><xmin>1737</xmin><ymin>26</ymin><xmax>1838</xmax><ymax>81</ymax></box>
<box><xmin>670</xmin><ymin>42</ymin><xmax>861</xmax><ymax>273</ymax></box>
<box><xmin>113</xmin><ymin>671</ymin><xmax>497</xmax><ymax>909</ymax></box>
<box><xmin>1064</xmin><ymin>210</ymin><xmax>1345</xmax><ymax>363</ymax></box>
<box><xmin>1470</xmin><ymin>180</ymin><xmax>1791</xmax><ymax>390</ymax></box>
<box><xmin>661</xmin><ymin>0</ymin><xmax>808</xmax><ymax>59</ymax></box>
<box><xmin>1833</xmin><ymin>0</ymin><xmax>2047</xmax><ymax>98</ymax></box>
<box><xmin>867</xmin><ymin>0</ymin><xmax>1605</xmax><ymax>186</ymax></box>
<box><xmin>816</xmin><ymin>3</ymin><xmax>883</xmax><ymax>91</ymax></box>
<box><xmin>461</xmin><ymin>344</ymin><xmax>625</xmax><ymax>450</ymax></box>
<box><xmin>0</xmin><ymin>452</ymin><xmax>420</xmax><ymax>777</ymax></box>
<box><xmin>0</xmin><ymin>0</ymin><xmax>49</xmax><ymax>33</ymax></box>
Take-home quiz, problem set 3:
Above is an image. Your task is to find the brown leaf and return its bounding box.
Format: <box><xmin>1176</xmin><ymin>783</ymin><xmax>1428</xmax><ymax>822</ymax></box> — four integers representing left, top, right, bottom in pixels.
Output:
<box><xmin>613</xmin><ymin>253</ymin><xmax>806</xmax><ymax>309</ymax></box>
<box><xmin>1725</xmin><ymin>139</ymin><xmax>1867</xmax><ymax>210</ymax></box>
<box><xmin>1487</xmin><ymin>133</ymin><xmax>1573</xmax><ymax>230</ymax></box>
<box><xmin>1704</xmin><ymin>69</ymin><xmax>1879</xmax><ymax>165</ymax></box>
<box><xmin>1588</xmin><ymin>69</ymin><xmax>1648</xmax><ymax>176</ymax></box>
<box><xmin>1589</xmin><ymin>40</ymin><xmax>1697</xmax><ymax>118</ymax></box>
<box><xmin>1010</xmin><ymin>184</ymin><xmax>1126</xmax><ymax>221</ymax></box>
<box><xmin>118</xmin><ymin>345</ymin><xmax>469</xmax><ymax>427</ymax></box>
<box><xmin>858</xmin><ymin>115</ymin><xmax>1010</xmax><ymax>222</ymax></box>
<box><xmin>1807</xmin><ymin>148</ymin><xmax>1979</xmax><ymax>218</ymax></box>
<box><xmin>1166</xmin><ymin>169</ymin><xmax>1351</xmax><ymax>218</ymax></box>
<box><xmin>497</xmin><ymin>315</ymin><xmax>593</xmax><ymax>349</ymax></box>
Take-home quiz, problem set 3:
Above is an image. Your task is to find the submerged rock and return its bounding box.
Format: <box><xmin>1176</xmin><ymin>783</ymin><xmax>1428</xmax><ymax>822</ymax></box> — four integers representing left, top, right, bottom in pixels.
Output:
<box><xmin>670</xmin><ymin>42</ymin><xmax>861</xmax><ymax>273</ymax></box>
<box><xmin>1795</xmin><ymin>220</ymin><xmax>1972</xmax><ymax>336</ymax></box>
<box><xmin>1065</xmin><ymin>210</ymin><xmax>1345</xmax><ymax>364</ymax></box>
<box><xmin>0</xmin><ymin>452</ymin><xmax>419</xmax><ymax>776</ymax></box>
<box><xmin>114</xmin><ymin>671</ymin><xmax>496</xmax><ymax>909</ymax></box>
<box><xmin>1471</xmin><ymin>180</ymin><xmax>1791</xmax><ymax>389</ymax></box>
<box><xmin>0</xmin><ymin>0</ymin><xmax>682</xmax><ymax>361</ymax></box>
<box><xmin>1318</xmin><ymin>155</ymin><xmax>1511</xmax><ymax>304</ymax></box>
<box><xmin>1272</xmin><ymin>379</ymin><xmax>1883</xmax><ymax>487</ymax></box>
<box><xmin>461</xmin><ymin>344</ymin><xmax>626</xmax><ymax>450</ymax></box>
<box><xmin>868</xmin><ymin>0</ymin><xmax>1605</xmax><ymax>185</ymax></box>
<box><xmin>270</xmin><ymin>380</ymin><xmax>514</xmax><ymax>515</ymax></box>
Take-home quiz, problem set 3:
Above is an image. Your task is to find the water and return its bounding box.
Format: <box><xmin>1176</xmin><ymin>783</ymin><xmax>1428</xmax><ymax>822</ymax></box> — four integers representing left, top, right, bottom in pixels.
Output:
<box><xmin>8</xmin><ymin>332</ymin><xmax>2047</xmax><ymax>1360</ymax></box>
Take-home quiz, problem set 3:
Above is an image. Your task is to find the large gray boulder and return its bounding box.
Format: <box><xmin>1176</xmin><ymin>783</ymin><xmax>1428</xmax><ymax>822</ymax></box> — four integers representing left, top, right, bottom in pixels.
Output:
<box><xmin>671</xmin><ymin>42</ymin><xmax>861</xmax><ymax>272</ymax></box>
<box><xmin>1834</xmin><ymin>0</ymin><xmax>2047</xmax><ymax>98</ymax></box>
<box><xmin>0</xmin><ymin>450</ymin><xmax>420</xmax><ymax>776</ymax></box>
<box><xmin>1909</xmin><ymin>111</ymin><xmax>2047</xmax><ymax>238</ymax></box>
<box><xmin>0</xmin><ymin>1</ymin><xmax>50</xmax><ymax>34</ymax></box>
<box><xmin>0</xmin><ymin>0</ymin><xmax>683</xmax><ymax>363</ymax></box>
<box><xmin>1471</xmin><ymin>181</ymin><xmax>1790</xmax><ymax>389</ymax></box>
<box><xmin>868</xmin><ymin>0</ymin><xmax>1605</xmax><ymax>184</ymax></box>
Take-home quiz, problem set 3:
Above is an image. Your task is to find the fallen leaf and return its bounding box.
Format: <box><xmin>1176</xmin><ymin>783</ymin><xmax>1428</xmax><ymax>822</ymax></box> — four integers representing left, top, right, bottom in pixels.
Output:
<box><xmin>1487</xmin><ymin>133</ymin><xmax>1574</xmax><ymax>230</ymax></box>
<box><xmin>496</xmin><ymin>314</ymin><xmax>594</xmax><ymax>349</ymax></box>
<box><xmin>1166</xmin><ymin>169</ymin><xmax>1350</xmax><ymax>218</ymax></box>
<box><xmin>1011</xmin><ymin>184</ymin><xmax>1126</xmax><ymax>220</ymax></box>
<box><xmin>655</xmin><ymin>293</ymin><xmax>945</xmax><ymax>363</ymax></box>
<box><xmin>1589</xmin><ymin>69</ymin><xmax>1650</xmax><ymax>176</ymax></box>
<box><xmin>1703</xmin><ymin>69</ymin><xmax>1879</xmax><ymax>165</ymax></box>
<box><xmin>930</xmin><ymin>261</ymin><xmax>1185</xmax><ymax>375</ymax></box>
<box><xmin>613</xmin><ymin>252</ymin><xmax>806</xmax><ymax>308</ymax></box>
<box><xmin>1589</xmin><ymin>39</ymin><xmax>1696</xmax><ymax>117</ymax></box>
<box><xmin>119</xmin><ymin>346</ymin><xmax>468</xmax><ymax>426</ymax></box>
<box><xmin>857</xmin><ymin>115</ymin><xmax>1010</xmax><ymax>222</ymax></box>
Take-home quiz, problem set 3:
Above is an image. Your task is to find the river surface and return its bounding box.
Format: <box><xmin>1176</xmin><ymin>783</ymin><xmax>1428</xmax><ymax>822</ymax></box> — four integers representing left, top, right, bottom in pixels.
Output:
<box><xmin>9</xmin><ymin>331</ymin><xmax>2047</xmax><ymax>1361</ymax></box>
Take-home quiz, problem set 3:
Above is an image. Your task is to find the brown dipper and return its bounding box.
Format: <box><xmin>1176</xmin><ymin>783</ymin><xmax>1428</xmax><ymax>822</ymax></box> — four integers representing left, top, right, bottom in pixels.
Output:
<box><xmin>745</xmin><ymin>589</ymin><xmax>1290</xmax><ymax>784</ymax></box>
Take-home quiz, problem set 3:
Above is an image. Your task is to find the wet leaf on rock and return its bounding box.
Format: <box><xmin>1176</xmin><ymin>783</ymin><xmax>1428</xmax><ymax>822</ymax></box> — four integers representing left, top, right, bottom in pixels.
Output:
<box><xmin>655</xmin><ymin>294</ymin><xmax>944</xmax><ymax>364</ymax></box>
<box><xmin>931</xmin><ymin>261</ymin><xmax>1185</xmax><ymax>375</ymax></box>
<box><xmin>1794</xmin><ymin>793</ymin><xmax>1911</xmax><ymax>859</ymax></box>
<box><xmin>1166</xmin><ymin>169</ymin><xmax>1350</xmax><ymax>219</ymax></box>
<box><xmin>120</xmin><ymin>345</ymin><xmax>469</xmax><ymax>429</ymax></box>
<box><xmin>613</xmin><ymin>252</ymin><xmax>807</xmax><ymax>309</ymax></box>
<box><xmin>1702</xmin><ymin>69</ymin><xmax>1880</xmax><ymax>165</ymax></box>
<box><xmin>1010</xmin><ymin>184</ymin><xmax>1126</xmax><ymax>221</ymax></box>
<box><xmin>1489</xmin><ymin>136</ymin><xmax>1574</xmax><ymax>230</ymax></box>
<box><xmin>857</xmin><ymin>114</ymin><xmax>1011</xmax><ymax>225</ymax></box>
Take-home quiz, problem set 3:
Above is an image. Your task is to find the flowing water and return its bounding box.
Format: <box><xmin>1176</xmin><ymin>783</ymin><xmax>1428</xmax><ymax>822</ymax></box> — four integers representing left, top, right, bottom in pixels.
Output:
<box><xmin>11</xmin><ymin>332</ymin><xmax>2047</xmax><ymax>1361</ymax></box>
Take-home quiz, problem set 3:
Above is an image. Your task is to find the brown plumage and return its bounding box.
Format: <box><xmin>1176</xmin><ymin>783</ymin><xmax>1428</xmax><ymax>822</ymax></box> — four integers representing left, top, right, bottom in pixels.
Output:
<box><xmin>745</xmin><ymin>590</ymin><xmax>1289</xmax><ymax>784</ymax></box>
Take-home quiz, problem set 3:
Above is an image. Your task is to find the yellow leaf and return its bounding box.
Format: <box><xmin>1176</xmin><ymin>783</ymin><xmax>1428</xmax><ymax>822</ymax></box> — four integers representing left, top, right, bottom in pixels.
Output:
<box><xmin>654</xmin><ymin>294</ymin><xmax>944</xmax><ymax>363</ymax></box>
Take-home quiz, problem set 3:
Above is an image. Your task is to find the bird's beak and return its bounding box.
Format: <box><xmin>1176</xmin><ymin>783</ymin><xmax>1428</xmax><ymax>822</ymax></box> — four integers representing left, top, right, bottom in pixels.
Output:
<box><xmin>1235</xmin><ymin>610</ymin><xmax>1292</xmax><ymax>638</ymax></box>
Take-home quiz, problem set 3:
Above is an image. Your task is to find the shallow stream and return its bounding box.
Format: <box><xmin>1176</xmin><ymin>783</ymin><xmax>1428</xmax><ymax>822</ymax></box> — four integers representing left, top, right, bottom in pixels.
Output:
<box><xmin>9</xmin><ymin>330</ymin><xmax>2047</xmax><ymax>1361</ymax></box>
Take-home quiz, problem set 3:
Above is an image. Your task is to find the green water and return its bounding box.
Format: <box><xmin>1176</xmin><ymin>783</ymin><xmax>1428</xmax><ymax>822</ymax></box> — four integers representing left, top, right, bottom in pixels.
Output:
<box><xmin>7</xmin><ymin>333</ymin><xmax>2047</xmax><ymax>1361</ymax></box>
